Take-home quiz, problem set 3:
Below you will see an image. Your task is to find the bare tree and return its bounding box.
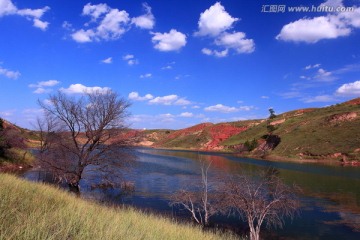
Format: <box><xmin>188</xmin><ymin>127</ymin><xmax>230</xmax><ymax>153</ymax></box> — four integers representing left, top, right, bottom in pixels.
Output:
<box><xmin>36</xmin><ymin>90</ymin><xmax>136</xmax><ymax>192</ymax></box>
<box><xmin>223</xmin><ymin>168</ymin><xmax>300</xmax><ymax>240</ymax></box>
<box><xmin>170</xmin><ymin>161</ymin><xmax>219</xmax><ymax>226</ymax></box>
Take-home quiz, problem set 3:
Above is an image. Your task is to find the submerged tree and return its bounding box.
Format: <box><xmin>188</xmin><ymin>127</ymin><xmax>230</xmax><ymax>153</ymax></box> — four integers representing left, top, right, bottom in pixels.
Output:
<box><xmin>223</xmin><ymin>168</ymin><xmax>300</xmax><ymax>240</ymax></box>
<box><xmin>170</xmin><ymin>161</ymin><xmax>219</xmax><ymax>226</ymax></box>
<box><xmin>36</xmin><ymin>90</ymin><xmax>136</xmax><ymax>192</ymax></box>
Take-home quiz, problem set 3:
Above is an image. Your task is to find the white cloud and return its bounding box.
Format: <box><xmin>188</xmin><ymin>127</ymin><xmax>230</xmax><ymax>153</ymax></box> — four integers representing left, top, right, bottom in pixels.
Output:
<box><xmin>152</xmin><ymin>29</ymin><xmax>187</xmax><ymax>51</ymax></box>
<box><xmin>336</xmin><ymin>80</ymin><xmax>360</xmax><ymax>96</ymax></box>
<box><xmin>29</xmin><ymin>80</ymin><xmax>60</xmax><ymax>88</ymax></box>
<box><xmin>204</xmin><ymin>104</ymin><xmax>238</xmax><ymax>113</ymax></box>
<box><xmin>131</xmin><ymin>3</ymin><xmax>155</xmax><ymax>29</ymax></box>
<box><xmin>72</xmin><ymin>3</ymin><xmax>130</xmax><ymax>43</ymax></box>
<box><xmin>0</xmin><ymin>1</ymin><xmax>50</xmax><ymax>30</ymax></box>
<box><xmin>179</xmin><ymin>112</ymin><xmax>194</xmax><ymax>117</ymax></box>
<box><xmin>196</xmin><ymin>2</ymin><xmax>254</xmax><ymax>57</ymax></box>
<box><xmin>305</xmin><ymin>63</ymin><xmax>321</xmax><ymax>70</ymax></box>
<box><xmin>149</xmin><ymin>94</ymin><xmax>179</xmax><ymax>105</ymax></box>
<box><xmin>174</xmin><ymin>98</ymin><xmax>191</xmax><ymax>106</ymax></box>
<box><xmin>122</xmin><ymin>54</ymin><xmax>138</xmax><ymax>65</ymax></box>
<box><xmin>261</xmin><ymin>96</ymin><xmax>269</xmax><ymax>99</ymax></box>
<box><xmin>315</xmin><ymin>68</ymin><xmax>336</xmax><ymax>81</ymax></box>
<box><xmin>17</xmin><ymin>6</ymin><xmax>49</xmax><ymax>19</ymax></box>
<box><xmin>195</xmin><ymin>2</ymin><xmax>238</xmax><ymax>37</ymax></box>
<box><xmin>302</xmin><ymin>95</ymin><xmax>337</xmax><ymax>103</ymax></box>
<box><xmin>161</xmin><ymin>65</ymin><xmax>172</xmax><ymax>70</ymax></box>
<box><xmin>128</xmin><ymin>92</ymin><xmax>154</xmax><ymax>101</ymax></box>
<box><xmin>101</xmin><ymin>57</ymin><xmax>112</xmax><ymax>64</ymax></box>
<box><xmin>123</xmin><ymin>54</ymin><xmax>134</xmax><ymax>60</ymax></box>
<box><xmin>276</xmin><ymin>16</ymin><xmax>350</xmax><ymax>43</ymax></box>
<box><xmin>82</xmin><ymin>3</ymin><xmax>109</xmax><ymax>20</ymax></box>
<box><xmin>215</xmin><ymin>31</ymin><xmax>255</xmax><ymax>54</ymax></box>
<box><xmin>0</xmin><ymin>66</ymin><xmax>20</xmax><ymax>79</ymax></box>
<box><xmin>71</xmin><ymin>29</ymin><xmax>95</xmax><ymax>43</ymax></box>
<box><xmin>277</xmin><ymin>1</ymin><xmax>360</xmax><ymax>43</ymax></box>
<box><xmin>201</xmin><ymin>48</ymin><xmax>228</xmax><ymax>57</ymax></box>
<box><xmin>60</xmin><ymin>84</ymin><xmax>110</xmax><ymax>94</ymax></box>
<box><xmin>140</xmin><ymin>73</ymin><xmax>152</xmax><ymax>78</ymax></box>
<box><xmin>33</xmin><ymin>18</ymin><xmax>49</xmax><ymax>30</ymax></box>
<box><xmin>30</xmin><ymin>80</ymin><xmax>60</xmax><ymax>94</ymax></box>
<box><xmin>0</xmin><ymin>0</ymin><xmax>17</xmax><ymax>16</ymax></box>
<box><xmin>204</xmin><ymin>104</ymin><xmax>254</xmax><ymax>113</ymax></box>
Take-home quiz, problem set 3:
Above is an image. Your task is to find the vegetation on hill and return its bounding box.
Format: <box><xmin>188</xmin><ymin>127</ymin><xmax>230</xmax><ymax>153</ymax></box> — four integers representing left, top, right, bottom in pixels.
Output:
<box><xmin>0</xmin><ymin>173</ymin><xmax>235</xmax><ymax>240</ymax></box>
<box><xmin>0</xmin><ymin>118</ymin><xmax>34</xmax><ymax>167</ymax></box>
<box><xmin>138</xmin><ymin>98</ymin><xmax>360</xmax><ymax>162</ymax></box>
<box><xmin>222</xmin><ymin>99</ymin><xmax>360</xmax><ymax>161</ymax></box>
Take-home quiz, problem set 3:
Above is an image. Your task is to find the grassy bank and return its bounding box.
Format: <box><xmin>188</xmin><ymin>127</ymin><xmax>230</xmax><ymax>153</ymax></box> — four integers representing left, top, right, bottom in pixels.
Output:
<box><xmin>0</xmin><ymin>174</ymin><xmax>235</xmax><ymax>240</ymax></box>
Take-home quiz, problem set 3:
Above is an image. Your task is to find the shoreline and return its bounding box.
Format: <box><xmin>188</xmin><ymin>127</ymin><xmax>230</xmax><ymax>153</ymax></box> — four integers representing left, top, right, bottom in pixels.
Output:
<box><xmin>142</xmin><ymin>145</ymin><xmax>359</xmax><ymax>166</ymax></box>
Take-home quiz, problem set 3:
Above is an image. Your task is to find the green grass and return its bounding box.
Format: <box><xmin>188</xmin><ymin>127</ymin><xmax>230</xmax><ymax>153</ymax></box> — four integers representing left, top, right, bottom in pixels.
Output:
<box><xmin>222</xmin><ymin>102</ymin><xmax>360</xmax><ymax>159</ymax></box>
<box><xmin>0</xmin><ymin>174</ymin><xmax>236</xmax><ymax>240</ymax></box>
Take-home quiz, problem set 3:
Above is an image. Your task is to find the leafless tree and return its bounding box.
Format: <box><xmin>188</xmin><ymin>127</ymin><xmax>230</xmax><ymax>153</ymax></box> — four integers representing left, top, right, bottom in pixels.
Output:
<box><xmin>222</xmin><ymin>168</ymin><xmax>300</xmax><ymax>240</ymax></box>
<box><xmin>36</xmin><ymin>90</ymin><xmax>136</xmax><ymax>192</ymax></box>
<box><xmin>170</xmin><ymin>161</ymin><xmax>219</xmax><ymax>226</ymax></box>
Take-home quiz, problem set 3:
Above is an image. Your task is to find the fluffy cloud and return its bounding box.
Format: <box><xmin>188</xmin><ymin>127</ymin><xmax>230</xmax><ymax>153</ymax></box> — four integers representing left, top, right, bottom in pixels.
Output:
<box><xmin>202</xmin><ymin>48</ymin><xmax>228</xmax><ymax>57</ymax></box>
<box><xmin>0</xmin><ymin>0</ymin><xmax>50</xmax><ymax>30</ymax></box>
<box><xmin>215</xmin><ymin>32</ymin><xmax>255</xmax><ymax>53</ymax></box>
<box><xmin>72</xmin><ymin>2</ymin><xmax>157</xmax><ymax>43</ymax></box>
<box><xmin>60</xmin><ymin>84</ymin><xmax>110</xmax><ymax>94</ymax></box>
<box><xmin>195</xmin><ymin>2</ymin><xmax>238</xmax><ymax>37</ymax></box>
<box><xmin>29</xmin><ymin>79</ymin><xmax>60</xmax><ymax>94</ymax></box>
<box><xmin>101</xmin><ymin>57</ymin><xmax>112</xmax><ymax>64</ymax></box>
<box><xmin>315</xmin><ymin>68</ymin><xmax>335</xmax><ymax>81</ymax></box>
<box><xmin>336</xmin><ymin>80</ymin><xmax>360</xmax><ymax>96</ymax></box>
<box><xmin>204</xmin><ymin>104</ymin><xmax>254</xmax><ymax>113</ymax></box>
<box><xmin>72</xmin><ymin>3</ymin><xmax>130</xmax><ymax>42</ymax></box>
<box><xmin>276</xmin><ymin>16</ymin><xmax>350</xmax><ymax>43</ymax></box>
<box><xmin>152</xmin><ymin>29</ymin><xmax>187</xmax><ymax>51</ymax></box>
<box><xmin>128</xmin><ymin>92</ymin><xmax>154</xmax><ymax>101</ymax></box>
<box><xmin>148</xmin><ymin>94</ymin><xmax>191</xmax><ymax>105</ymax></box>
<box><xmin>204</xmin><ymin>104</ymin><xmax>239</xmax><ymax>113</ymax></box>
<box><xmin>29</xmin><ymin>80</ymin><xmax>59</xmax><ymax>88</ymax></box>
<box><xmin>276</xmin><ymin>1</ymin><xmax>360</xmax><ymax>43</ymax></box>
<box><xmin>196</xmin><ymin>2</ymin><xmax>254</xmax><ymax>57</ymax></box>
<box><xmin>131</xmin><ymin>3</ymin><xmax>155</xmax><ymax>29</ymax></box>
<box><xmin>149</xmin><ymin>94</ymin><xmax>179</xmax><ymax>105</ymax></box>
<box><xmin>0</xmin><ymin>65</ymin><xmax>20</xmax><ymax>79</ymax></box>
<box><xmin>179</xmin><ymin>112</ymin><xmax>194</xmax><ymax>117</ymax></box>
<box><xmin>82</xmin><ymin>2</ymin><xmax>109</xmax><ymax>20</ymax></box>
<box><xmin>122</xmin><ymin>54</ymin><xmax>139</xmax><ymax>65</ymax></box>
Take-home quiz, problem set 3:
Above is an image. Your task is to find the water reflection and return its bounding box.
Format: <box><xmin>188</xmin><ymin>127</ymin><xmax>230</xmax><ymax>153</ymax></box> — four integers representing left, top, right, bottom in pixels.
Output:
<box><xmin>24</xmin><ymin>147</ymin><xmax>360</xmax><ymax>239</ymax></box>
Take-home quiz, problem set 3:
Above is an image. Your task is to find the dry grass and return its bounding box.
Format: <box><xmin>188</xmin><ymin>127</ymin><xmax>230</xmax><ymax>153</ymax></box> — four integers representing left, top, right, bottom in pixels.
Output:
<box><xmin>0</xmin><ymin>174</ymin><xmax>236</xmax><ymax>240</ymax></box>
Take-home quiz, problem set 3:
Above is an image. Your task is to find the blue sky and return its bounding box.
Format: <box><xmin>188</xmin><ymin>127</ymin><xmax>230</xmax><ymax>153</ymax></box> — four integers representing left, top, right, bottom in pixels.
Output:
<box><xmin>0</xmin><ymin>0</ymin><xmax>360</xmax><ymax>129</ymax></box>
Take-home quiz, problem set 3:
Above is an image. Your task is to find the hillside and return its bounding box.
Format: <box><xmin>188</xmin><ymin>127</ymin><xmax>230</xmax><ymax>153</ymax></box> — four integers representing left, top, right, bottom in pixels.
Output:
<box><xmin>138</xmin><ymin>98</ymin><xmax>360</xmax><ymax>162</ymax></box>
<box><xmin>0</xmin><ymin>173</ymin><xmax>234</xmax><ymax>240</ymax></box>
<box><xmin>138</xmin><ymin>121</ymin><xmax>261</xmax><ymax>150</ymax></box>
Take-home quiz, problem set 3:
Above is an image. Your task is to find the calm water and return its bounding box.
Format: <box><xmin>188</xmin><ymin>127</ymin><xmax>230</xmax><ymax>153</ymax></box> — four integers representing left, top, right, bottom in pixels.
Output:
<box><xmin>24</xmin><ymin>147</ymin><xmax>360</xmax><ymax>239</ymax></box>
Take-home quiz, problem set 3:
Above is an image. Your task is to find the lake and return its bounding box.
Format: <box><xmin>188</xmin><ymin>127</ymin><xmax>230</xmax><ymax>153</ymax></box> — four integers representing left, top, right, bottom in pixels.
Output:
<box><xmin>24</xmin><ymin>147</ymin><xmax>360</xmax><ymax>239</ymax></box>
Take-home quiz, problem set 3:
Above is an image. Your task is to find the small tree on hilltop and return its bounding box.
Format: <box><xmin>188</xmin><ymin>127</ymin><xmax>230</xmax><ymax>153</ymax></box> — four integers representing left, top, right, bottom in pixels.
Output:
<box><xmin>36</xmin><ymin>90</ymin><xmax>136</xmax><ymax>192</ymax></box>
<box><xmin>222</xmin><ymin>168</ymin><xmax>300</xmax><ymax>240</ymax></box>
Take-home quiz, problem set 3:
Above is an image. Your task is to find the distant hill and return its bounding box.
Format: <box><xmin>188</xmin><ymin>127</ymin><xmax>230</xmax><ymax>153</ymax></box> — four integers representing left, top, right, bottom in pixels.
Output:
<box><xmin>138</xmin><ymin>98</ymin><xmax>360</xmax><ymax>163</ymax></box>
<box><xmin>2</xmin><ymin>98</ymin><xmax>360</xmax><ymax>163</ymax></box>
